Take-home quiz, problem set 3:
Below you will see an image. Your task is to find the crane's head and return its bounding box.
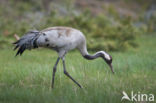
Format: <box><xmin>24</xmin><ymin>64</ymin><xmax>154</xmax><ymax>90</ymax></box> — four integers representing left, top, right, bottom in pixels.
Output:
<box><xmin>101</xmin><ymin>51</ymin><xmax>114</xmax><ymax>74</ymax></box>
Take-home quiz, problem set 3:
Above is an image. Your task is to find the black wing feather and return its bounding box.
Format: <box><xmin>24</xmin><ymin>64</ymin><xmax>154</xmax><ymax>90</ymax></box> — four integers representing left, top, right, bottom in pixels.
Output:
<box><xmin>20</xmin><ymin>45</ymin><xmax>26</xmax><ymax>55</ymax></box>
<box><xmin>16</xmin><ymin>47</ymin><xmax>22</xmax><ymax>56</ymax></box>
<box><xmin>13</xmin><ymin>30</ymin><xmax>40</xmax><ymax>56</ymax></box>
<box><xmin>13</xmin><ymin>40</ymin><xmax>20</xmax><ymax>44</ymax></box>
<box><xmin>13</xmin><ymin>45</ymin><xmax>19</xmax><ymax>51</ymax></box>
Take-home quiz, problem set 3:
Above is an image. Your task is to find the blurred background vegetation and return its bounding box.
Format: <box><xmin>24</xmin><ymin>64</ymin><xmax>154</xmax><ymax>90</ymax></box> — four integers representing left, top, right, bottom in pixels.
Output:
<box><xmin>0</xmin><ymin>0</ymin><xmax>155</xmax><ymax>51</ymax></box>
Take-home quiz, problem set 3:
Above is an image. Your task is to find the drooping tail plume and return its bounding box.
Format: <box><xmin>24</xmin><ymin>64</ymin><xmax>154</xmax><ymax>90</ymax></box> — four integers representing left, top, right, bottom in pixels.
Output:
<box><xmin>13</xmin><ymin>30</ymin><xmax>40</xmax><ymax>56</ymax></box>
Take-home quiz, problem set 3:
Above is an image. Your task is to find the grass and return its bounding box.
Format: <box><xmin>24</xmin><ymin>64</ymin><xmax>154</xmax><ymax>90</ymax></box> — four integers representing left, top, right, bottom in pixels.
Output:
<box><xmin>0</xmin><ymin>34</ymin><xmax>156</xmax><ymax>103</ymax></box>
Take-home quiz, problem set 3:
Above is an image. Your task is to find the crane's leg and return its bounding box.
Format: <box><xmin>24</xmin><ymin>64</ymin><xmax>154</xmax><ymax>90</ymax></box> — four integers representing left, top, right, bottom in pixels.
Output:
<box><xmin>62</xmin><ymin>57</ymin><xmax>82</xmax><ymax>88</ymax></box>
<box><xmin>51</xmin><ymin>57</ymin><xmax>60</xmax><ymax>88</ymax></box>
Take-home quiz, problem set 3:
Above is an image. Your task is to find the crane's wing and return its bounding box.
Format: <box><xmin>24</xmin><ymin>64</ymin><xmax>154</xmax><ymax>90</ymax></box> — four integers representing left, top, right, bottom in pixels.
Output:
<box><xmin>13</xmin><ymin>30</ymin><xmax>40</xmax><ymax>56</ymax></box>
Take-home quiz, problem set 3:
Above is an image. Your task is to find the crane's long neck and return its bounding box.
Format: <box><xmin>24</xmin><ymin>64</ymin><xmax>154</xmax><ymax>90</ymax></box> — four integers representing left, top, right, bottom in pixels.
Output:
<box><xmin>78</xmin><ymin>42</ymin><xmax>110</xmax><ymax>60</ymax></box>
<box><xmin>78</xmin><ymin>41</ymin><xmax>114</xmax><ymax>74</ymax></box>
<box><xmin>83</xmin><ymin>51</ymin><xmax>103</xmax><ymax>60</ymax></box>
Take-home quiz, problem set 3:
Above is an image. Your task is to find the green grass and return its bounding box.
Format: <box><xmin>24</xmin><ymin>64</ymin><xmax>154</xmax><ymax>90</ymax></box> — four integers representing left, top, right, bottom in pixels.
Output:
<box><xmin>0</xmin><ymin>35</ymin><xmax>156</xmax><ymax>103</ymax></box>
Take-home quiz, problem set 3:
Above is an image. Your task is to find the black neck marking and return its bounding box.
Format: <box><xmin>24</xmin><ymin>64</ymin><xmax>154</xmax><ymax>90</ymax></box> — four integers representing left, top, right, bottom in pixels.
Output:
<box><xmin>83</xmin><ymin>52</ymin><xmax>103</xmax><ymax>60</ymax></box>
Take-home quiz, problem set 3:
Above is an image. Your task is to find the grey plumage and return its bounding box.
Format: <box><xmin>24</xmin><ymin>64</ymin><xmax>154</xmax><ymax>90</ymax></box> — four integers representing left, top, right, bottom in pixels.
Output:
<box><xmin>13</xmin><ymin>27</ymin><xmax>114</xmax><ymax>88</ymax></box>
<box><xmin>13</xmin><ymin>30</ymin><xmax>40</xmax><ymax>56</ymax></box>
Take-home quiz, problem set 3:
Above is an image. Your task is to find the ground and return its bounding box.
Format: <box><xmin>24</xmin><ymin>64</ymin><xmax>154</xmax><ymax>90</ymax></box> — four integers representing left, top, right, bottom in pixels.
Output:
<box><xmin>0</xmin><ymin>34</ymin><xmax>155</xmax><ymax>103</ymax></box>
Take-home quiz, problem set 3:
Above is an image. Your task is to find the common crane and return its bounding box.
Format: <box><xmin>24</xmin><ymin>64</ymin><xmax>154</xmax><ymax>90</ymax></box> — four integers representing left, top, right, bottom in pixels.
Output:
<box><xmin>13</xmin><ymin>26</ymin><xmax>114</xmax><ymax>88</ymax></box>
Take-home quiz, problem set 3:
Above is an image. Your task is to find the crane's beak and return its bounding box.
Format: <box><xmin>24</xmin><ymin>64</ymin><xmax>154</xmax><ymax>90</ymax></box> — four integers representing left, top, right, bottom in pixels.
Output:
<box><xmin>108</xmin><ymin>63</ymin><xmax>115</xmax><ymax>74</ymax></box>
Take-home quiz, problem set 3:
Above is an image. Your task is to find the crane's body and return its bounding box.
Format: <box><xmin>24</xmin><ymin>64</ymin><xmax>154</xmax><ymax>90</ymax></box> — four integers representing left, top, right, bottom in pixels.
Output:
<box><xmin>13</xmin><ymin>26</ymin><xmax>114</xmax><ymax>88</ymax></box>
<box><xmin>38</xmin><ymin>27</ymin><xmax>86</xmax><ymax>57</ymax></box>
